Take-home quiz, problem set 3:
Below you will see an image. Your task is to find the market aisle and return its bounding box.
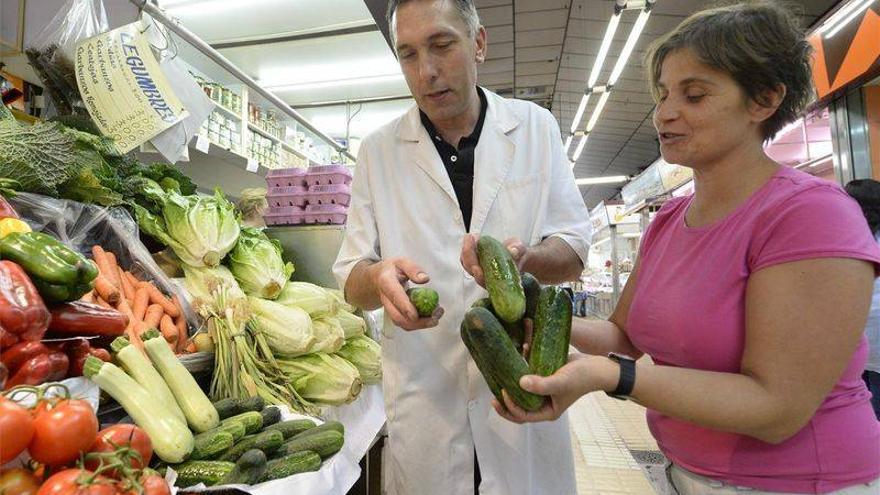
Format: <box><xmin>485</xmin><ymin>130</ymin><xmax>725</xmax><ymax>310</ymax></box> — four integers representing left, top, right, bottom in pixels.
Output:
<box><xmin>569</xmin><ymin>353</ymin><xmax>667</xmax><ymax>494</ymax></box>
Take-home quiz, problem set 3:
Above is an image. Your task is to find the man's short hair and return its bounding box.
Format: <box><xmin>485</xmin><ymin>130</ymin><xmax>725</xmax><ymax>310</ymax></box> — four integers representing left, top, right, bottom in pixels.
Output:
<box><xmin>386</xmin><ymin>0</ymin><xmax>481</xmax><ymax>46</ymax></box>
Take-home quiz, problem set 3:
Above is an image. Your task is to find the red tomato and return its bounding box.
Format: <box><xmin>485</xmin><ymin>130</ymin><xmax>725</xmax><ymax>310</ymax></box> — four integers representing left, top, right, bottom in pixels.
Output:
<box><xmin>0</xmin><ymin>468</ymin><xmax>41</xmax><ymax>495</ymax></box>
<box><xmin>36</xmin><ymin>470</ymin><xmax>116</xmax><ymax>495</ymax></box>
<box><xmin>85</xmin><ymin>425</ymin><xmax>152</xmax><ymax>477</ymax></box>
<box><xmin>139</xmin><ymin>475</ymin><xmax>170</xmax><ymax>495</ymax></box>
<box><xmin>29</xmin><ymin>399</ymin><xmax>98</xmax><ymax>466</ymax></box>
<box><xmin>0</xmin><ymin>397</ymin><xmax>34</xmax><ymax>463</ymax></box>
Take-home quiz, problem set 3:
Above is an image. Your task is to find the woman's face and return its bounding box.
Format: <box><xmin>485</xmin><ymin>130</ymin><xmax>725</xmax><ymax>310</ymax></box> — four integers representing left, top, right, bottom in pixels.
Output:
<box><xmin>652</xmin><ymin>49</ymin><xmax>770</xmax><ymax>169</ymax></box>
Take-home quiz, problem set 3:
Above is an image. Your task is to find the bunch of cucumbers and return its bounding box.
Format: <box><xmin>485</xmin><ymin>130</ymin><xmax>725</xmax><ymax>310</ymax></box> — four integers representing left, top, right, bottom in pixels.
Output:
<box><xmin>461</xmin><ymin>235</ymin><xmax>573</xmax><ymax>411</ymax></box>
<box><xmin>166</xmin><ymin>396</ymin><xmax>345</xmax><ymax>487</ymax></box>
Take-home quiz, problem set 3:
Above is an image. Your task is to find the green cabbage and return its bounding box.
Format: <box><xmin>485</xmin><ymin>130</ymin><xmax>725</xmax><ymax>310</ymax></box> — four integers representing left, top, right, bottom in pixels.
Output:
<box><xmin>335</xmin><ymin>310</ymin><xmax>366</xmax><ymax>339</ymax></box>
<box><xmin>336</xmin><ymin>336</ymin><xmax>382</xmax><ymax>384</ymax></box>
<box><xmin>309</xmin><ymin>317</ymin><xmax>344</xmax><ymax>354</ymax></box>
<box><xmin>279</xmin><ymin>353</ymin><xmax>363</xmax><ymax>405</ymax></box>
<box><xmin>276</xmin><ymin>282</ymin><xmax>338</xmax><ymax>318</ymax></box>
<box><xmin>327</xmin><ymin>289</ymin><xmax>357</xmax><ymax>313</ymax></box>
<box><xmin>248</xmin><ymin>296</ymin><xmax>314</xmax><ymax>358</ymax></box>
<box><xmin>135</xmin><ymin>186</ymin><xmax>240</xmax><ymax>267</ymax></box>
<box><xmin>229</xmin><ymin>228</ymin><xmax>294</xmax><ymax>299</ymax></box>
<box><xmin>182</xmin><ymin>265</ymin><xmax>246</xmax><ymax>309</ymax></box>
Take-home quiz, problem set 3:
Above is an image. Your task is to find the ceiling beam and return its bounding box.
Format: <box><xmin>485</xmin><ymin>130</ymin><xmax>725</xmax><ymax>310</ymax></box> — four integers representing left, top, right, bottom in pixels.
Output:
<box><xmin>211</xmin><ymin>24</ymin><xmax>379</xmax><ymax>50</ymax></box>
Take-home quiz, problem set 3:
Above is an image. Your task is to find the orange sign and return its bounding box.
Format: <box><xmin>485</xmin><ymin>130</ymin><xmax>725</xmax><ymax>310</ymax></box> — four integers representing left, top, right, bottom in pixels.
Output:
<box><xmin>809</xmin><ymin>2</ymin><xmax>880</xmax><ymax>100</ymax></box>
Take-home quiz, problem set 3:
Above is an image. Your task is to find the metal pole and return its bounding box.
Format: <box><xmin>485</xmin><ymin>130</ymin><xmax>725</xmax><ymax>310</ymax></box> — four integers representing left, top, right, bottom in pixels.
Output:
<box><xmin>132</xmin><ymin>0</ymin><xmax>356</xmax><ymax>162</ymax></box>
<box><xmin>610</xmin><ymin>224</ymin><xmax>620</xmax><ymax>306</ymax></box>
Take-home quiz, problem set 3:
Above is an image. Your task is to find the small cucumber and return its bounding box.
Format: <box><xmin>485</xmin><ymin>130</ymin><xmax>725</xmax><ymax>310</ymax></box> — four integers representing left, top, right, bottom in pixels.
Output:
<box><xmin>406</xmin><ymin>287</ymin><xmax>439</xmax><ymax>317</ymax></box>
<box><xmin>218</xmin><ymin>449</ymin><xmax>267</xmax><ymax>486</ymax></box>
<box><xmin>241</xmin><ymin>396</ymin><xmax>266</xmax><ymax>413</ymax></box>
<box><xmin>172</xmin><ymin>460</ymin><xmax>235</xmax><ymax>487</ymax></box>
<box><xmin>220</xmin><ymin>429</ymin><xmax>284</xmax><ymax>462</ymax></box>
<box><xmin>190</xmin><ymin>430</ymin><xmax>234</xmax><ymax>461</ymax></box>
<box><xmin>461</xmin><ymin>321</ymin><xmax>503</xmax><ymax>402</ymax></box>
<box><xmin>211</xmin><ymin>421</ymin><xmax>247</xmax><ymax>442</ymax></box>
<box><xmin>221</xmin><ymin>411</ymin><xmax>263</xmax><ymax>435</ymax></box>
<box><xmin>470</xmin><ymin>297</ymin><xmax>524</xmax><ymax>350</ymax></box>
<box><xmin>521</xmin><ymin>272</ymin><xmax>541</xmax><ymax>319</ymax></box>
<box><xmin>528</xmin><ymin>286</ymin><xmax>573</xmax><ymax>377</ymax></box>
<box><xmin>264</xmin><ymin>419</ymin><xmax>316</xmax><ymax>440</ymax></box>
<box><xmin>212</xmin><ymin>398</ymin><xmax>243</xmax><ymax>420</ymax></box>
<box><xmin>260</xmin><ymin>406</ymin><xmax>282</xmax><ymax>428</ymax></box>
<box><xmin>260</xmin><ymin>451</ymin><xmax>322</xmax><ymax>482</ymax></box>
<box><xmin>275</xmin><ymin>430</ymin><xmax>343</xmax><ymax>459</ymax></box>
<box><xmin>477</xmin><ymin>236</ymin><xmax>525</xmax><ymax>323</ymax></box>
<box><xmin>294</xmin><ymin>420</ymin><xmax>344</xmax><ymax>438</ymax></box>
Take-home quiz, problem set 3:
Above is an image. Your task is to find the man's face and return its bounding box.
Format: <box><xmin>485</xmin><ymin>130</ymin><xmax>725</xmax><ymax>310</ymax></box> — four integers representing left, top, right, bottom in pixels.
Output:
<box><xmin>393</xmin><ymin>0</ymin><xmax>487</xmax><ymax>124</ymax></box>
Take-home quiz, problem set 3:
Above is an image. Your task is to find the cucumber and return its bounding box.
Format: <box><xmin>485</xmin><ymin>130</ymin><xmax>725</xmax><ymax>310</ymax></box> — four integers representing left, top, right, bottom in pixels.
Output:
<box><xmin>521</xmin><ymin>272</ymin><xmax>541</xmax><ymax>319</ymax></box>
<box><xmin>218</xmin><ymin>449</ymin><xmax>267</xmax><ymax>486</ymax></box>
<box><xmin>529</xmin><ymin>286</ymin><xmax>573</xmax><ymax>377</ymax></box>
<box><xmin>264</xmin><ymin>419</ymin><xmax>317</xmax><ymax>440</ymax></box>
<box><xmin>260</xmin><ymin>451</ymin><xmax>322</xmax><ymax>482</ymax></box>
<box><xmin>463</xmin><ymin>307</ymin><xmax>543</xmax><ymax>411</ymax></box>
<box><xmin>460</xmin><ymin>321</ymin><xmax>503</xmax><ymax>402</ymax></box>
<box><xmin>275</xmin><ymin>430</ymin><xmax>343</xmax><ymax>459</ymax></box>
<box><xmin>221</xmin><ymin>411</ymin><xmax>263</xmax><ymax>435</ymax></box>
<box><xmin>471</xmin><ymin>297</ymin><xmax>492</xmax><ymax>310</ymax></box>
<box><xmin>241</xmin><ymin>396</ymin><xmax>266</xmax><ymax>413</ymax></box>
<box><xmin>260</xmin><ymin>406</ymin><xmax>282</xmax><ymax>427</ymax></box>
<box><xmin>406</xmin><ymin>287</ymin><xmax>439</xmax><ymax>317</ymax></box>
<box><xmin>172</xmin><ymin>460</ymin><xmax>235</xmax><ymax>487</ymax></box>
<box><xmin>294</xmin><ymin>420</ymin><xmax>344</xmax><ymax>438</ymax></box>
<box><xmin>219</xmin><ymin>429</ymin><xmax>284</xmax><ymax>462</ymax></box>
<box><xmin>477</xmin><ymin>236</ymin><xmax>525</xmax><ymax>323</ymax></box>
<box><xmin>212</xmin><ymin>398</ymin><xmax>243</xmax><ymax>420</ymax></box>
<box><xmin>211</xmin><ymin>421</ymin><xmax>247</xmax><ymax>442</ymax></box>
<box><xmin>470</xmin><ymin>297</ymin><xmax>524</xmax><ymax>351</ymax></box>
<box><xmin>191</xmin><ymin>430</ymin><xmax>234</xmax><ymax>461</ymax></box>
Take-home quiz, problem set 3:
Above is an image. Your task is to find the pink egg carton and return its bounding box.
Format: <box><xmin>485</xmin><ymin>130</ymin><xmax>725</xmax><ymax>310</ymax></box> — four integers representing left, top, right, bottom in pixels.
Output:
<box><xmin>266</xmin><ymin>168</ymin><xmax>307</xmax><ymax>188</ymax></box>
<box><xmin>305</xmin><ymin>184</ymin><xmax>351</xmax><ymax>206</ymax></box>
<box><xmin>267</xmin><ymin>186</ymin><xmax>308</xmax><ymax>207</ymax></box>
<box><xmin>303</xmin><ymin>204</ymin><xmax>348</xmax><ymax>224</ymax></box>
<box><xmin>305</xmin><ymin>165</ymin><xmax>352</xmax><ymax>186</ymax></box>
<box><xmin>263</xmin><ymin>205</ymin><xmax>306</xmax><ymax>226</ymax></box>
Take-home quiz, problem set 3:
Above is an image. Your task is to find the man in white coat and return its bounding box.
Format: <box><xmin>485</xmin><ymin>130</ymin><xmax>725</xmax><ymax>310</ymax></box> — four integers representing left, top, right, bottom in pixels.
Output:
<box><xmin>333</xmin><ymin>0</ymin><xmax>592</xmax><ymax>493</ymax></box>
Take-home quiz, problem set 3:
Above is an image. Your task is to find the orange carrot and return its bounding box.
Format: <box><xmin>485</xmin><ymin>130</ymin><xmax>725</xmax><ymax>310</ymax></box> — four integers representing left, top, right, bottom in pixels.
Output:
<box><xmin>80</xmin><ymin>291</ymin><xmax>95</xmax><ymax>303</ymax></box>
<box><xmin>184</xmin><ymin>341</ymin><xmax>196</xmax><ymax>353</ymax></box>
<box><xmin>139</xmin><ymin>282</ymin><xmax>180</xmax><ymax>318</ymax></box>
<box><xmin>118</xmin><ymin>266</ymin><xmax>135</xmax><ymax>301</ymax></box>
<box><xmin>94</xmin><ymin>275</ymin><xmax>120</xmax><ymax>305</ymax></box>
<box><xmin>143</xmin><ymin>304</ymin><xmax>164</xmax><ymax>330</ymax></box>
<box><xmin>96</xmin><ymin>297</ymin><xmax>113</xmax><ymax>309</ymax></box>
<box><xmin>124</xmin><ymin>271</ymin><xmax>141</xmax><ymax>288</ymax></box>
<box><xmin>125</xmin><ymin>325</ymin><xmax>145</xmax><ymax>352</ymax></box>
<box><xmin>174</xmin><ymin>313</ymin><xmax>187</xmax><ymax>353</ymax></box>
<box><xmin>132</xmin><ymin>288</ymin><xmax>150</xmax><ymax>322</ymax></box>
<box><xmin>160</xmin><ymin>315</ymin><xmax>179</xmax><ymax>346</ymax></box>
<box><xmin>104</xmin><ymin>251</ymin><xmax>121</xmax><ymax>288</ymax></box>
<box><xmin>91</xmin><ymin>246</ymin><xmax>114</xmax><ymax>280</ymax></box>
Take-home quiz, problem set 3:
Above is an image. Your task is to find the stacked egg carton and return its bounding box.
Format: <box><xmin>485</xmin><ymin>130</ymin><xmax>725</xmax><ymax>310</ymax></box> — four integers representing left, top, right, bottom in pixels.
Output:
<box><xmin>264</xmin><ymin>165</ymin><xmax>353</xmax><ymax>226</ymax></box>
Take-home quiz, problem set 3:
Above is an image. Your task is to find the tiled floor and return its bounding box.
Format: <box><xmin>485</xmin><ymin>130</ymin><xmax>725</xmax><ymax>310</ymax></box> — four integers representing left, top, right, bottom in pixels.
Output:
<box><xmin>569</xmin><ymin>380</ymin><xmax>667</xmax><ymax>494</ymax></box>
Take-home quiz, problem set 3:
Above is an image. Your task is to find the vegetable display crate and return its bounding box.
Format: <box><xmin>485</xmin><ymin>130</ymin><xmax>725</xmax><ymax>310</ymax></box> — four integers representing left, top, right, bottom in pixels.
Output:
<box><xmin>303</xmin><ymin>204</ymin><xmax>347</xmax><ymax>225</ymax></box>
<box><xmin>266</xmin><ymin>168</ymin><xmax>308</xmax><ymax>188</ymax></box>
<box><xmin>267</xmin><ymin>186</ymin><xmax>308</xmax><ymax>207</ymax></box>
<box><xmin>304</xmin><ymin>165</ymin><xmax>352</xmax><ymax>187</ymax></box>
<box><xmin>305</xmin><ymin>184</ymin><xmax>351</xmax><ymax>207</ymax></box>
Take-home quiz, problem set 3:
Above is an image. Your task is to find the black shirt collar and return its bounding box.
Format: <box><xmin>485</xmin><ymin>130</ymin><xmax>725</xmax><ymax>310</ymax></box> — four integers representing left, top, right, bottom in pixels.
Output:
<box><xmin>419</xmin><ymin>87</ymin><xmax>488</xmax><ymax>149</ymax></box>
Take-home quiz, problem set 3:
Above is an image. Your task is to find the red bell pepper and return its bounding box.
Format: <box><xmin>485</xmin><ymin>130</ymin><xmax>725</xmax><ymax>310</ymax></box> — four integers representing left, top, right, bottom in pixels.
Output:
<box><xmin>1</xmin><ymin>341</ymin><xmax>49</xmax><ymax>374</ymax></box>
<box><xmin>45</xmin><ymin>352</ymin><xmax>69</xmax><ymax>382</ymax></box>
<box><xmin>0</xmin><ymin>195</ymin><xmax>18</xmax><ymax>220</ymax></box>
<box><xmin>0</xmin><ymin>326</ymin><xmax>18</xmax><ymax>349</ymax></box>
<box><xmin>0</xmin><ymin>261</ymin><xmax>50</xmax><ymax>341</ymax></box>
<box><xmin>5</xmin><ymin>354</ymin><xmax>52</xmax><ymax>388</ymax></box>
<box><xmin>48</xmin><ymin>302</ymin><xmax>128</xmax><ymax>337</ymax></box>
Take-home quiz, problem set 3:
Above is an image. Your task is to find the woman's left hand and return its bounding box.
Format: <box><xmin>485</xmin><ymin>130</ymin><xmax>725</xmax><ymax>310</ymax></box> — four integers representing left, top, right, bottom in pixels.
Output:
<box><xmin>492</xmin><ymin>354</ymin><xmax>608</xmax><ymax>423</ymax></box>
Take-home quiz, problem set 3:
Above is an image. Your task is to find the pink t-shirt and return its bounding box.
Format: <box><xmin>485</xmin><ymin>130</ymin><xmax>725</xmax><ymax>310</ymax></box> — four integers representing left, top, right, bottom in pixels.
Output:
<box><xmin>627</xmin><ymin>166</ymin><xmax>880</xmax><ymax>494</ymax></box>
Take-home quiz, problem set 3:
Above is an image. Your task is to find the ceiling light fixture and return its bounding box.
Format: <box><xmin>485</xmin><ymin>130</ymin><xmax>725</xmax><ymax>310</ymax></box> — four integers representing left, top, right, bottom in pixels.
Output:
<box><xmin>608</xmin><ymin>9</ymin><xmax>652</xmax><ymax>85</ymax></box>
<box><xmin>572</xmin><ymin>134</ymin><xmax>590</xmax><ymax>162</ymax></box>
<box><xmin>575</xmin><ymin>175</ymin><xmax>630</xmax><ymax>186</ymax></box>
<box><xmin>819</xmin><ymin>0</ymin><xmax>869</xmax><ymax>34</ymax></box>
<box><xmin>564</xmin><ymin>135</ymin><xmax>573</xmax><ymax>152</ymax></box>
<box><xmin>826</xmin><ymin>0</ymin><xmax>876</xmax><ymax>38</ymax></box>
<box><xmin>586</xmin><ymin>91</ymin><xmax>612</xmax><ymax>132</ymax></box>
<box><xmin>569</xmin><ymin>94</ymin><xmax>591</xmax><ymax>133</ymax></box>
<box><xmin>264</xmin><ymin>73</ymin><xmax>405</xmax><ymax>92</ymax></box>
<box><xmin>588</xmin><ymin>13</ymin><xmax>622</xmax><ymax>88</ymax></box>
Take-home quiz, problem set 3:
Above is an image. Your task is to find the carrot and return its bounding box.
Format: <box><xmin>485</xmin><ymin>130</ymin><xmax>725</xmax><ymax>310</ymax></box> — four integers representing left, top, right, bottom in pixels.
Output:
<box><xmin>174</xmin><ymin>313</ymin><xmax>187</xmax><ymax>353</ymax></box>
<box><xmin>118</xmin><ymin>266</ymin><xmax>135</xmax><ymax>301</ymax></box>
<box><xmin>96</xmin><ymin>297</ymin><xmax>113</xmax><ymax>309</ymax></box>
<box><xmin>125</xmin><ymin>325</ymin><xmax>145</xmax><ymax>352</ymax></box>
<box><xmin>132</xmin><ymin>288</ymin><xmax>150</xmax><ymax>322</ymax></box>
<box><xmin>80</xmin><ymin>291</ymin><xmax>95</xmax><ymax>303</ymax></box>
<box><xmin>139</xmin><ymin>282</ymin><xmax>180</xmax><ymax>318</ymax></box>
<box><xmin>184</xmin><ymin>341</ymin><xmax>196</xmax><ymax>353</ymax></box>
<box><xmin>91</xmin><ymin>246</ymin><xmax>114</xmax><ymax>280</ymax></box>
<box><xmin>93</xmin><ymin>275</ymin><xmax>120</xmax><ymax>305</ymax></box>
<box><xmin>159</xmin><ymin>314</ymin><xmax>179</xmax><ymax>346</ymax></box>
<box><xmin>143</xmin><ymin>304</ymin><xmax>164</xmax><ymax>330</ymax></box>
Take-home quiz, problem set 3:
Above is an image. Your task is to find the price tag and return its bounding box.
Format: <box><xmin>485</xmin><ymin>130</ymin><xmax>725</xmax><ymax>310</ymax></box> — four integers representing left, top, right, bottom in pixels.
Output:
<box><xmin>195</xmin><ymin>134</ymin><xmax>210</xmax><ymax>154</ymax></box>
<box><xmin>246</xmin><ymin>158</ymin><xmax>259</xmax><ymax>173</ymax></box>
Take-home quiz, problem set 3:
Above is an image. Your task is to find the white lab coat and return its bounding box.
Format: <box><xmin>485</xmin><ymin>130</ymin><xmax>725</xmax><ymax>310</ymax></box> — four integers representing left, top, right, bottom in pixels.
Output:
<box><xmin>334</xmin><ymin>88</ymin><xmax>592</xmax><ymax>495</ymax></box>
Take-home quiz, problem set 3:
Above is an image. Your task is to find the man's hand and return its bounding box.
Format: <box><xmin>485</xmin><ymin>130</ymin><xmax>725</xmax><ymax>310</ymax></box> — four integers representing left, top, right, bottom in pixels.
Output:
<box><xmin>373</xmin><ymin>257</ymin><xmax>444</xmax><ymax>330</ymax></box>
<box><xmin>460</xmin><ymin>234</ymin><xmax>528</xmax><ymax>287</ymax></box>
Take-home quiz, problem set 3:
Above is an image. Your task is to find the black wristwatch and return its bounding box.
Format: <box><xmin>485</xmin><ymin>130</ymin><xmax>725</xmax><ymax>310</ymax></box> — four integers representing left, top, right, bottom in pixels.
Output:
<box><xmin>605</xmin><ymin>353</ymin><xmax>636</xmax><ymax>400</ymax></box>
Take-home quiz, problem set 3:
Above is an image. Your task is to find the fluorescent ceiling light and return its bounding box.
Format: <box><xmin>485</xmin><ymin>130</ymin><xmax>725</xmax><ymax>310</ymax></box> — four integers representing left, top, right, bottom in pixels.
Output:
<box><xmin>564</xmin><ymin>135</ymin><xmax>573</xmax><ymax>152</ymax></box>
<box><xmin>266</xmin><ymin>73</ymin><xmax>405</xmax><ymax>92</ymax></box>
<box><xmin>586</xmin><ymin>91</ymin><xmax>611</xmax><ymax>132</ymax></box>
<box><xmin>819</xmin><ymin>0</ymin><xmax>869</xmax><ymax>34</ymax></box>
<box><xmin>572</xmin><ymin>134</ymin><xmax>589</xmax><ymax>161</ymax></box>
<box><xmin>826</xmin><ymin>0</ymin><xmax>876</xmax><ymax>38</ymax></box>
<box><xmin>588</xmin><ymin>13</ymin><xmax>621</xmax><ymax>88</ymax></box>
<box><xmin>570</xmin><ymin>94</ymin><xmax>591</xmax><ymax>133</ymax></box>
<box><xmin>608</xmin><ymin>9</ymin><xmax>651</xmax><ymax>85</ymax></box>
<box><xmin>259</xmin><ymin>58</ymin><xmax>402</xmax><ymax>88</ymax></box>
<box><xmin>575</xmin><ymin>175</ymin><xmax>630</xmax><ymax>186</ymax></box>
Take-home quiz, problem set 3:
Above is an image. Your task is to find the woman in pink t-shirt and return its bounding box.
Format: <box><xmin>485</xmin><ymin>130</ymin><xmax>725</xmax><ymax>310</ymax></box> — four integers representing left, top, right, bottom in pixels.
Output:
<box><xmin>495</xmin><ymin>3</ymin><xmax>880</xmax><ymax>494</ymax></box>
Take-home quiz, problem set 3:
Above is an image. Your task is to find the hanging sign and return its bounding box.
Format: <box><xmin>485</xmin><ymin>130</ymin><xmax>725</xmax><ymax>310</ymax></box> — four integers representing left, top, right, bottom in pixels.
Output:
<box><xmin>75</xmin><ymin>20</ymin><xmax>188</xmax><ymax>153</ymax></box>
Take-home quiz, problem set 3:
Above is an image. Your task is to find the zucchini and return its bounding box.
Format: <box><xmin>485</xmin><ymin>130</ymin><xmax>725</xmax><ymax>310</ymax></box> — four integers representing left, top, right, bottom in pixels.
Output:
<box><xmin>260</xmin><ymin>451</ymin><xmax>322</xmax><ymax>482</ymax></box>
<box><xmin>529</xmin><ymin>286</ymin><xmax>572</xmax><ymax>377</ymax></box>
<box><xmin>521</xmin><ymin>272</ymin><xmax>541</xmax><ymax>319</ymax></box>
<box><xmin>83</xmin><ymin>357</ymin><xmax>194</xmax><ymax>463</ymax></box>
<box><xmin>172</xmin><ymin>460</ymin><xmax>235</xmax><ymax>487</ymax></box>
<box><xmin>264</xmin><ymin>419</ymin><xmax>316</xmax><ymax>440</ymax></box>
<box><xmin>211</xmin><ymin>421</ymin><xmax>247</xmax><ymax>442</ymax></box>
<box><xmin>276</xmin><ymin>430</ymin><xmax>343</xmax><ymax>459</ymax></box>
<box><xmin>460</xmin><ymin>321</ymin><xmax>503</xmax><ymax>402</ymax></box>
<box><xmin>219</xmin><ymin>429</ymin><xmax>284</xmax><ymax>462</ymax></box>
<box><xmin>241</xmin><ymin>396</ymin><xmax>266</xmax><ymax>413</ymax></box>
<box><xmin>218</xmin><ymin>449</ymin><xmax>267</xmax><ymax>486</ymax></box>
<box><xmin>142</xmin><ymin>329</ymin><xmax>220</xmax><ymax>433</ymax></box>
<box><xmin>111</xmin><ymin>337</ymin><xmax>187</xmax><ymax>426</ymax></box>
<box><xmin>221</xmin><ymin>411</ymin><xmax>263</xmax><ymax>435</ymax></box>
<box><xmin>477</xmin><ymin>236</ymin><xmax>525</xmax><ymax>323</ymax></box>
<box><xmin>212</xmin><ymin>398</ymin><xmax>243</xmax><ymax>420</ymax></box>
<box><xmin>406</xmin><ymin>287</ymin><xmax>439</xmax><ymax>316</ymax></box>
<box><xmin>260</xmin><ymin>406</ymin><xmax>282</xmax><ymax>427</ymax></box>
<box><xmin>463</xmin><ymin>308</ymin><xmax>543</xmax><ymax>411</ymax></box>
<box><xmin>191</xmin><ymin>430</ymin><xmax>234</xmax><ymax>461</ymax></box>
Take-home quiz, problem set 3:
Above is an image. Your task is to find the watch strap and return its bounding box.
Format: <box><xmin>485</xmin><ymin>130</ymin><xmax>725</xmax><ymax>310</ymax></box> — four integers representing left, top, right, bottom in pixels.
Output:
<box><xmin>605</xmin><ymin>353</ymin><xmax>636</xmax><ymax>400</ymax></box>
